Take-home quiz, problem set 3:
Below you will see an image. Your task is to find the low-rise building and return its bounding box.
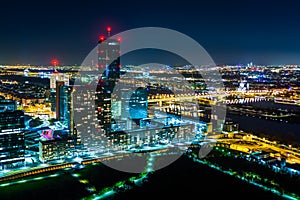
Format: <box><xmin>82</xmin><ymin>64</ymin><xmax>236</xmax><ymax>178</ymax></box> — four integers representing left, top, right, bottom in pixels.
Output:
<box><xmin>39</xmin><ymin>137</ymin><xmax>74</xmax><ymax>163</ymax></box>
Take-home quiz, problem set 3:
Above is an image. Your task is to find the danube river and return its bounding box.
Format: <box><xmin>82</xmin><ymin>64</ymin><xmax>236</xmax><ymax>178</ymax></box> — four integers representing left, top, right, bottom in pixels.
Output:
<box><xmin>227</xmin><ymin>101</ymin><xmax>300</xmax><ymax>143</ymax></box>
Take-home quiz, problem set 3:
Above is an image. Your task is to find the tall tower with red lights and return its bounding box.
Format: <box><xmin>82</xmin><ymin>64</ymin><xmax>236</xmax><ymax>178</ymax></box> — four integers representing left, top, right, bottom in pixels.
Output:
<box><xmin>96</xmin><ymin>27</ymin><xmax>121</xmax><ymax>135</ymax></box>
<box><xmin>51</xmin><ymin>59</ymin><xmax>59</xmax><ymax>68</ymax></box>
<box><xmin>97</xmin><ymin>27</ymin><xmax>120</xmax><ymax>79</ymax></box>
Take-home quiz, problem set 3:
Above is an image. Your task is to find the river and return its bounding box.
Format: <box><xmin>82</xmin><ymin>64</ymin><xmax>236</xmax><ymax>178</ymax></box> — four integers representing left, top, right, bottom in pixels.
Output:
<box><xmin>226</xmin><ymin>101</ymin><xmax>300</xmax><ymax>143</ymax></box>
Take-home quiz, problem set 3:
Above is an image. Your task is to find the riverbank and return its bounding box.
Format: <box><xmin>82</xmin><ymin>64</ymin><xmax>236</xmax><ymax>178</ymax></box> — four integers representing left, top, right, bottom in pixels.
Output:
<box><xmin>226</xmin><ymin>101</ymin><xmax>300</xmax><ymax>146</ymax></box>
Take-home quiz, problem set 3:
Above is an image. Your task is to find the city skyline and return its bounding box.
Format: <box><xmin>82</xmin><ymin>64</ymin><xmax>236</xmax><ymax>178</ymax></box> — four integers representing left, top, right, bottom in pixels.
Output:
<box><xmin>0</xmin><ymin>59</ymin><xmax>299</xmax><ymax>199</ymax></box>
<box><xmin>1</xmin><ymin>1</ymin><xmax>300</xmax><ymax>199</ymax></box>
<box><xmin>1</xmin><ymin>0</ymin><xmax>300</xmax><ymax>65</ymax></box>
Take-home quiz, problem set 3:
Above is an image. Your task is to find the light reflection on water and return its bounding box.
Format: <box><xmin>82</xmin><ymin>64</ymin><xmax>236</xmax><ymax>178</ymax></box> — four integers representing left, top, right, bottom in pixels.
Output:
<box><xmin>227</xmin><ymin>101</ymin><xmax>300</xmax><ymax>143</ymax></box>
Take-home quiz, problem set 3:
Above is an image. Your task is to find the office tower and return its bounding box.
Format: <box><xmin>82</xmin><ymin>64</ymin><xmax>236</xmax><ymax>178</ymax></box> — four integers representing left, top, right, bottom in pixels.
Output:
<box><xmin>0</xmin><ymin>99</ymin><xmax>25</xmax><ymax>169</ymax></box>
<box><xmin>55</xmin><ymin>81</ymin><xmax>75</xmax><ymax>137</ymax></box>
<box><xmin>50</xmin><ymin>70</ymin><xmax>69</xmax><ymax>113</ymax></box>
<box><xmin>73</xmin><ymin>84</ymin><xmax>99</xmax><ymax>152</ymax></box>
<box><xmin>56</xmin><ymin>81</ymin><xmax>66</xmax><ymax>121</ymax></box>
<box><xmin>96</xmin><ymin>27</ymin><xmax>121</xmax><ymax>135</ymax></box>
<box><xmin>50</xmin><ymin>70</ymin><xmax>69</xmax><ymax>89</ymax></box>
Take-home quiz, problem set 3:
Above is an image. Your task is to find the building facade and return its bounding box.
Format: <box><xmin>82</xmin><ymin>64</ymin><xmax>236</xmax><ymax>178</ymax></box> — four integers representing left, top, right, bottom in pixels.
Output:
<box><xmin>96</xmin><ymin>35</ymin><xmax>121</xmax><ymax>135</ymax></box>
<box><xmin>0</xmin><ymin>100</ymin><xmax>25</xmax><ymax>169</ymax></box>
<box><xmin>39</xmin><ymin>137</ymin><xmax>74</xmax><ymax>163</ymax></box>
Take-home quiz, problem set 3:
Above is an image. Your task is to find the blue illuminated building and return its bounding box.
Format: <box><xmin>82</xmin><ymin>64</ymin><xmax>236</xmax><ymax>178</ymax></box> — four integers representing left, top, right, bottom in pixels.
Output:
<box><xmin>56</xmin><ymin>81</ymin><xmax>73</xmax><ymax>134</ymax></box>
<box><xmin>129</xmin><ymin>87</ymin><xmax>148</xmax><ymax>120</ymax></box>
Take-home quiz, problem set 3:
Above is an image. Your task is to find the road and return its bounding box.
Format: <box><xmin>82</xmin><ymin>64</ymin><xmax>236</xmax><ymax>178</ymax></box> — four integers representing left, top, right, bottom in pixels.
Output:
<box><xmin>218</xmin><ymin>137</ymin><xmax>300</xmax><ymax>164</ymax></box>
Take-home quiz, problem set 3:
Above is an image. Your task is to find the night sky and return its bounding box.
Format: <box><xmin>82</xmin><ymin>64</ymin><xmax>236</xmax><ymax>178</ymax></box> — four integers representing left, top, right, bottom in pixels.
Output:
<box><xmin>1</xmin><ymin>0</ymin><xmax>300</xmax><ymax>65</ymax></box>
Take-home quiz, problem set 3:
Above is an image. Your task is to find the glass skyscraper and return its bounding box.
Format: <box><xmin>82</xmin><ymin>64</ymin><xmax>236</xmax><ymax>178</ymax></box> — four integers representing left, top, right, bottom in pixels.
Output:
<box><xmin>96</xmin><ymin>35</ymin><xmax>121</xmax><ymax>135</ymax></box>
<box><xmin>0</xmin><ymin>100</ymin><xmax>25</xmax><ymax>169</ymax></box>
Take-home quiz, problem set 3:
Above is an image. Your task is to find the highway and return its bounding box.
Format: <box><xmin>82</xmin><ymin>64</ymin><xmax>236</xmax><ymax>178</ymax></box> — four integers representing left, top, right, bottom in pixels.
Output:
<box><xmin>218</xmin><ymin>137</ymin><xmax>300</xmax><ymax>164</ymax></box>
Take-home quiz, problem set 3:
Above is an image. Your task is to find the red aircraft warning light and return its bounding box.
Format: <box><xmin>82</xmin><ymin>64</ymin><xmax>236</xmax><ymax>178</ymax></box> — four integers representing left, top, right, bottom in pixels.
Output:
<box><xmin>99</xmin><ymin>35</ymin><xmax>105</xmax><ymax>41</ymax></box>
<box><xmin>107</xmin><ymin>26</ymin><xmax>112</xmax><ymax>37</ymax></box>
<box><xmin>51</xmin><ymin>59</ymin><xmax>59</xmax><ymax>66</ymax></box>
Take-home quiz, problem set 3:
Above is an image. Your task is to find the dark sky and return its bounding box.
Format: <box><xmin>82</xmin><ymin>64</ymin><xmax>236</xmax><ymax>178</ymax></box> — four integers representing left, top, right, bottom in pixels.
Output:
<box><xmin>1</xmin><ymin>0</ymin><xmax>300</xmax><ymax>65</ymax></box>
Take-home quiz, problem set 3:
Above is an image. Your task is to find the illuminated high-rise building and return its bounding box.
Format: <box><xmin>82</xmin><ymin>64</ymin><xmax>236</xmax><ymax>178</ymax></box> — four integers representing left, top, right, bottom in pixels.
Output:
<box><xmin>56</xmin><ymin>81</ymin><xmax>74</xmax><ymax>137</ymax></box>
<box><xmin>0</xmin><ymin>99</ymin><xmax>25</xmax><ymax>169</ymax></box>
<box><xmin>56</xmin><ymin>81</ymin><xmax>66</xmax><ymax>121</ymax></box>
<box><xmin>50</xmin><ymin>70</ymin><xmax>69</xmax><ymax>89</ymax></box>
<box><xmin>73</xmin><ymin>84</ymin><xmax>98</xmax><ymax>151</ymax></box>
<box><xmin>96</xmin><ymin>27</ymin><xmax>121</xmax><ymax>135</ymax></box>
<box><xmin>50</xmin><ymin>70</ymin><xmax>69</xmax><ymax>113</ymax></box>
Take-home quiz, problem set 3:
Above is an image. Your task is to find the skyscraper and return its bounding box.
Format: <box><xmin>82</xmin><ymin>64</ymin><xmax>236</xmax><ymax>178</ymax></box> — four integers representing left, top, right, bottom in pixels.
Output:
<box><xmin>96</xmin><ymin>27</ymin><xmax>121</xmax><ymax>135</ymax></box>
<box><xmin>56</xmin><ymin>81</ymin><xmax>66</xmax><ymax>121</ymax></box>
<box><xmin>50</xmin><ymin>70</ymin><xmax>69</xmax><ymax>89</ymax></box>
<box><xmin>56</xmin><ymin>81</ymin><xmax>74</xmax><ymax>137</ymax></box>
<box><xmin>0</xmin><ymin>99</ymin><xmax>25</xmax><ymax>169</ymax></box>
<box><xmin>50</xmin><ymin>70</ymin><xmax>69</xmax><ymax>115</ymax></box>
